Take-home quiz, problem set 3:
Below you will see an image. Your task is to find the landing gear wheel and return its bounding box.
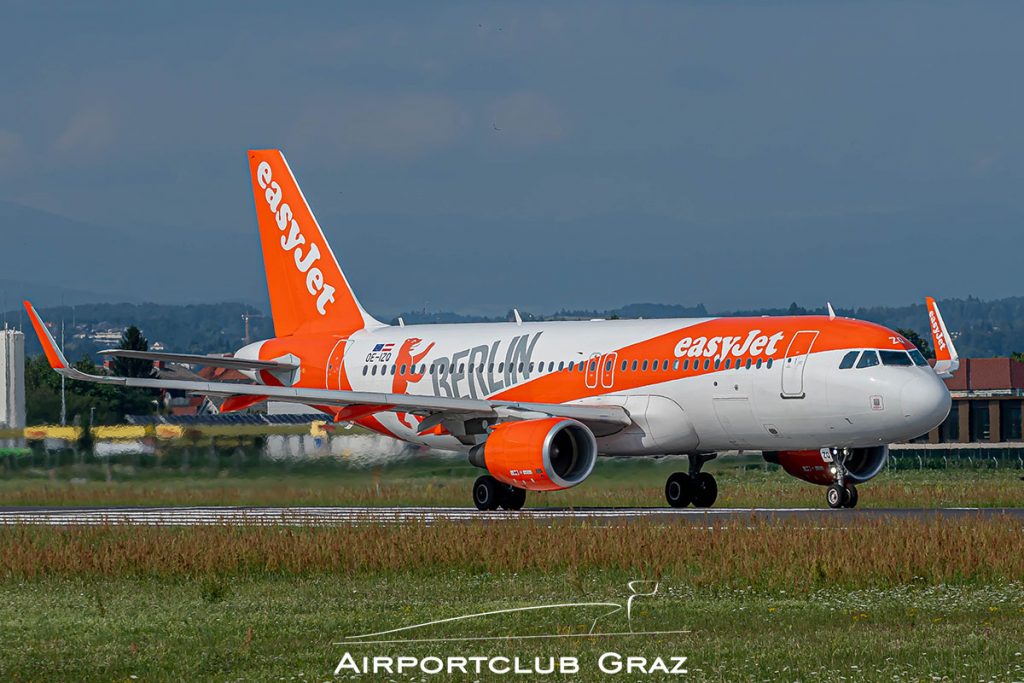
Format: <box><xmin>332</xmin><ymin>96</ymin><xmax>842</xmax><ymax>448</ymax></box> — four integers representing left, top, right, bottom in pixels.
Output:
<box><xmin>500</xmin><ymin>486</ymin><xmax>527</xmax><ymax>511</ymax></box>
<box><xmin>665</xmin><ymin>472</ymin><xmax>693</xmax><ymax>508</ymax></box>
<box><xmin>826</xmin><ymin>484</ymin><xmax>849</xmax><ymax>509</ymax></box>
<box><xmin>473</xmin><ymin>475</ymin><xmax>501</xmax><ymax>511</ymax></box>
<box><xmin>843</xmin><ymin>484</ymin><xmax>859</xmax><ymax>509</ymax></box>
<box><xmin>691</xmin><ymin>472</ymin><xmax>718</xmax><ymax>508</ymax></box>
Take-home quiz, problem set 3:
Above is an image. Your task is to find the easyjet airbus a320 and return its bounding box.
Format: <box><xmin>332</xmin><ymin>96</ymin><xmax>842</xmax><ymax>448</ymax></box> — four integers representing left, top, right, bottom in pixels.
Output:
<box><xmin>25</xmin><ymin>150</ymin><xmax>959</xmax><ymax>510</ymax></box>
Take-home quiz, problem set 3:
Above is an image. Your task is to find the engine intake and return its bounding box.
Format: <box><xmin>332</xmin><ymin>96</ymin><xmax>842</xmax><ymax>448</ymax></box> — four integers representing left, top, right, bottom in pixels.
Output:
<box><xmin>469</xmin><ymin>418</ymin><xmax>598</xmax><ymax>491</ymax></box>
<box><xmin>763</xmin><ymin>446</ymin><xmax>889</xmax><ymax>485</ymax></box>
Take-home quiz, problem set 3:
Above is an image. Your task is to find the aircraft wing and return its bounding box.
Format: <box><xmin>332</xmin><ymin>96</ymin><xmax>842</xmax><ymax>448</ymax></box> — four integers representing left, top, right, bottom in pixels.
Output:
<box><xmin>98</xmin><ymin>349</ymin><xmax>299</xmax><ymax>372</ymax></box>
<box><xmin>925</xmin><ymin>296</ymin><xmax>960</xmax><ymax>379</ymax></box>
<box><xmin>25</xmin><ymin>301</ymin><xmax>630</xmax><ymax>435</ymax></box>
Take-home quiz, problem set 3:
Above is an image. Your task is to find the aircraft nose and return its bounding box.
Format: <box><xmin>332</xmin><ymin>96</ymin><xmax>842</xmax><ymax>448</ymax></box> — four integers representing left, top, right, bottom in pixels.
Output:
<box><xmin>900</xmin><ymin>374</ymin><xmax>951</xmax><ymax>434</ymax></box>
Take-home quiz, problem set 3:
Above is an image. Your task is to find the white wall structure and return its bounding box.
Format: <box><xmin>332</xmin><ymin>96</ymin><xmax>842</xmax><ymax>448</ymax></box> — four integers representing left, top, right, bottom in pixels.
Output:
<box><xmin>0</xmin><ymin>328</ymin><xmax>26</xmax><ymax>429</ymax></box>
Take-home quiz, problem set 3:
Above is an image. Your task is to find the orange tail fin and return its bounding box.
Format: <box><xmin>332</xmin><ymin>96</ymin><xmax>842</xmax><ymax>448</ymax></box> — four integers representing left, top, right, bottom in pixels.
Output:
<box><xmin>248</xmin><ymin>150</ymin><xmax>381</xmax><ymax>337</ymax></box>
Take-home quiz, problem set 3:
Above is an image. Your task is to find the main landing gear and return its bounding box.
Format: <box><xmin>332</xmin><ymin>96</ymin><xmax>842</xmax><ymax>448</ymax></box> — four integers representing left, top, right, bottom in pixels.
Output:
<box><xmin>665</xmin><ymin>453</ymin><xmax>718</xmax><ymax>508</ymax></box>
<box><xmin>472</xmin><ymin>475</ymin><xmax>527</xmax><ymax>511</ymax></box>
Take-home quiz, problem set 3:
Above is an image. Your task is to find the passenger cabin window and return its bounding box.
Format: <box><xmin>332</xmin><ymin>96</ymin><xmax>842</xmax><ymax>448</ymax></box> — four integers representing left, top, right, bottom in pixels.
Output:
<box><xmin>558</xmin><ymin>361</ymin><xmax>565</xmax><ymax>371</ymax></box>
<box><xmin>856</xmin><ymin>350</ymin><xmax>880</xmax><ymax>368</ymax></box>
<box><xmin>642</xmin><ymin>360</ymin><xmax>649</xmax><ymax>371</ymax></box>
<box><xmin>631</xmin><ymin>360</ymin><xmax>638</xmax><ymax>371</ymax></box>
<box><xmin>839</xmin><ymin>351</ymin><xmax>859</xmax><ymax>369</ymax></box>
<box><xmin>673</xmin><ymin>360</ymin><xmax>679</xmax><ymax>370</ymax></box>
<box><xmin>880</xmin><ymin>350</ymin><xmax>913</xmax><ymax>367</ymax></box>
<box><xmin>908</xmin><ymin>350</ymin><xmax>928</xmax><ymax>367</ymax></box>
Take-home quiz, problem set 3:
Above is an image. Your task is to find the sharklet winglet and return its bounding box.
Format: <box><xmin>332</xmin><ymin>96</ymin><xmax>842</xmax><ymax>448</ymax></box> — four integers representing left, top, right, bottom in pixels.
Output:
<box><xmin>23</xmin><ymin>301</ymin><xmax>69</xmax><ymax>371</ymax></box>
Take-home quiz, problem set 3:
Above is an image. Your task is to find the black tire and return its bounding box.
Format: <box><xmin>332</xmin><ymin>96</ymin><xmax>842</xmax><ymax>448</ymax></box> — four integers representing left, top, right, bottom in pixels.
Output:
<box><xmin>500</xmin><ymin>486</ymin><xmax>527</xmax><ymax>511</ymax></box>
<box><xmin>843</xmin><ymin>484</ymin><xmax>859</xmax><ymax>509</ymax></box>
<box><xmin>473</xmin><ymin>475</ymin><xmax>501</xmax><ymax>511</ymax></box>
<box><xmin>691</xmin><ymin>472</ymin><xmax>718</xmax><ymax>508</ymax></box>
<box><xmin>826</xmin><ymin>484</ymin><xmax>849</xmax><ymax>509</ymax></box>
<box><xmin>665</xmin><ymin>472</ymin><xmax>693</xmax><ymax>508</ymax></box>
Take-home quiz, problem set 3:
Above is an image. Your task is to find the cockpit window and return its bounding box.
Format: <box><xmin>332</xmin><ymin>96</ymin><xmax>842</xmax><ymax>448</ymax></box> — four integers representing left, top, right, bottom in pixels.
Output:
<box><xmin>908</xmin><ymin>349</ymin><xmax>929</xmax><ymax>367</ymax></box>
<box><xmin>856</xmin><ymin>350</ymin><xmax>880</xmax><ymax>368</ymax></box>
<box><xmin>839</xmin><ymin>351</ymin><xmax>859</xmax><ymax>369</ymax></box>
<box><xmin>880</xmin><ymin>350</ymin><xmax>913</xmax><ymax>367</ymax></box>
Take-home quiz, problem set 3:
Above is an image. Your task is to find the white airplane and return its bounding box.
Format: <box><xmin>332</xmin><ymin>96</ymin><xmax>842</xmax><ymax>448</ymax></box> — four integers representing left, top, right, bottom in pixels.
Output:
<box><xmin>25</xmin><ymin>150</ymin><xmax>956</xmax><ymax>510</ymax></box>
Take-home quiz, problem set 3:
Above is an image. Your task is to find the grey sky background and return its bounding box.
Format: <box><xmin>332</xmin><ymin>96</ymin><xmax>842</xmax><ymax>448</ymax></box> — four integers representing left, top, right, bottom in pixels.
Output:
<box><xmin>1</xmin><ymin>2</ymin><xmax>1021</xmax><ymax>316</ymax></box>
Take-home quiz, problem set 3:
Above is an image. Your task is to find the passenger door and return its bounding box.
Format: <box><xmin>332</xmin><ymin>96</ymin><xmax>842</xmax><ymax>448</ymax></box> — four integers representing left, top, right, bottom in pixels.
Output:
<box><xmin>781</xmin><ymin>330</ymin><xmax>819</xmax><ymax>398</ymax></box>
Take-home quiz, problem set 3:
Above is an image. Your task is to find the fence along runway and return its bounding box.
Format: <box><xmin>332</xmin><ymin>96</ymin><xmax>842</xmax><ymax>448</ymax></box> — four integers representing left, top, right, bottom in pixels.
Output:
<box><xmin>0</xmin><ymin>506</ymin><xmax>1021</xmax><ymax>526</ymax></box>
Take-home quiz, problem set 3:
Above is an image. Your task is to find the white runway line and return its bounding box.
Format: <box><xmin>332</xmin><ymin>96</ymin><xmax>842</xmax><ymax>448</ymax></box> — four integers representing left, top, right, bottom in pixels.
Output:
<box><xmin>0</xmin><ymin>506</ymin><xmax>1013</xmax><ymax>527</ymax></box>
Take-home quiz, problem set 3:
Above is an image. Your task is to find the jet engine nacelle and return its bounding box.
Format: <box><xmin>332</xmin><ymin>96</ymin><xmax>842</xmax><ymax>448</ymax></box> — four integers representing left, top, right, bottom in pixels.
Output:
<box><xmin>763</xmin><ymin>446</ymin><xmax>889</xmax><ymax>486</ymax></box>
<box><xmin>469</xmin><ymin>418</ymin><xmax>598</xmax><ymax>491</ymax></box>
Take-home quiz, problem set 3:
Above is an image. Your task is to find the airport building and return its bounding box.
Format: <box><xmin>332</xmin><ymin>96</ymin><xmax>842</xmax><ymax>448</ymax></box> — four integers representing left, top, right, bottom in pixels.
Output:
<box><xmin>0</xmin><ymin>328</ymin><xmax>26</xmax><ymax>429</ymax></box>
<box><xmin>921</xmin><ymin>358</ymin><xmax>1024</xmax><ymax>444</ymax></box>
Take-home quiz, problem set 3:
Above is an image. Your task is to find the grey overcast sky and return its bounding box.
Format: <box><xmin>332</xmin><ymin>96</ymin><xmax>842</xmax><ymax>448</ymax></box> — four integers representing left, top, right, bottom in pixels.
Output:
<box><xmin>0</xmin><ymin>1</ymin><xmax>1021</xmax><ymax>316</ymax></box>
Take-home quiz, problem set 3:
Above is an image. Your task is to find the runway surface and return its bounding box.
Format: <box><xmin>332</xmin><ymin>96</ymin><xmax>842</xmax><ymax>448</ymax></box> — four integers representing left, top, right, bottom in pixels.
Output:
<box><xmin>0</xmin><ymin>506</ymin><xmax>1021</xmax><ymax>526</ymax></box>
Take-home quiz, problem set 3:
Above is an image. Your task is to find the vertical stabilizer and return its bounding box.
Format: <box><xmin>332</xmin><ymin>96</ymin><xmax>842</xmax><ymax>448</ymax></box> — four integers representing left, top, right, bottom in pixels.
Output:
<box><xmin>248</xmin><ymin>150</ymin><xmax>382</xmax><ymax>337</ymax></box>
<box><xmin>925</xmin><ymin>296</ymin><xmax>959</xmax><ymax>378</ymax></box>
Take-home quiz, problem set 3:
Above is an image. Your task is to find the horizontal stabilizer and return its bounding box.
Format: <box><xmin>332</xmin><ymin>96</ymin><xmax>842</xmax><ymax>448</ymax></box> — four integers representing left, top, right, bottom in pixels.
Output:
<box><xmin>99</xmin><ymin>349</ymin><xmax>298</xmax><ymax>372</ymax></box>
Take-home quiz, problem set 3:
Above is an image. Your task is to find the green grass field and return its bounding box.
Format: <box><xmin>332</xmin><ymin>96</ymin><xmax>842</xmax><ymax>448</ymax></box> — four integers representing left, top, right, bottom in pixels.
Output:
<box><xmin>1</xmin><ymin>520</ymin><xmax>1023</xmax><ymax>682</ymax></box>
<box><xmin>2</xmin><ymin>455</ymin><xmax>1023</xmax><ymax>680</ymax></box>
<box><xmin>2</xmin><ymin>454</ymin><xmax>1022</xmax><ymax>508</ymax></box>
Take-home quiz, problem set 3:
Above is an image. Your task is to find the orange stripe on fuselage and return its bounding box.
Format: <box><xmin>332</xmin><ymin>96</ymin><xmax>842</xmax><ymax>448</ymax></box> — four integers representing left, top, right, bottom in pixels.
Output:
<box><xmin>490</xmin><ymin>316</ymin><xmax>912</xmax><ymax>404</ymax></box>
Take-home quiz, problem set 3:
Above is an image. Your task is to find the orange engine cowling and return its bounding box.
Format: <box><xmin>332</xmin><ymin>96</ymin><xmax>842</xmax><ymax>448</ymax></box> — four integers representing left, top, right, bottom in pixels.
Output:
<box><xmin>763</xmin><ymin>446</ymin><xmax>889</xmax><ymax>486</ymax></box>
<box><xmin>469</xmin><ymin>418</ymin><xmax>598</xmax><ymax>491</ymax></box>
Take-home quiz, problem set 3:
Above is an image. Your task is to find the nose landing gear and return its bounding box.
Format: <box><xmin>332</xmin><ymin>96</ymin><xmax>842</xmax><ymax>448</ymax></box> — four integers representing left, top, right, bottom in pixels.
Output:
<box><xmin>665</xmin><ymin>453</ymin><xmax>719</xmax><ymax>508</ymax></box>
<box><xmin>824</xmin><ymin>448</ymin><xmax>859</xmax><ymax>509</ymax></box>
<box><xmin>826</xmin><ymin>483</ymin><xmax>859</xmax><ymax>509</ymax></box>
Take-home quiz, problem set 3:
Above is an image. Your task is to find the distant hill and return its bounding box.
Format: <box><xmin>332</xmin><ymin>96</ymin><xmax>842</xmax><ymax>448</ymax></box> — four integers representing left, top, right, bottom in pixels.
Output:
<box><xmin>6</xmin><ymin>295</ymin><xmax>1024</xmax><ymax>360</ymax></box>
<box><xmin>388</xmin><ymin>297</ymin><xmax>1024</xmax><ymax>358</ymax></box>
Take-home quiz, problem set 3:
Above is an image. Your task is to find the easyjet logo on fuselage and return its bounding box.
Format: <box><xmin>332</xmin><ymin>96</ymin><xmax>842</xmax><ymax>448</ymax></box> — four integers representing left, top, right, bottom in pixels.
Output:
<box><xmin>256</xmin><ymin>161</ymin><xmax>336</xmax><ymax>316</ymax></box>
<box><xmin>674</xmin><ymin>329</ymin><xmax>786</xmax><ymax>361</ymax></box>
